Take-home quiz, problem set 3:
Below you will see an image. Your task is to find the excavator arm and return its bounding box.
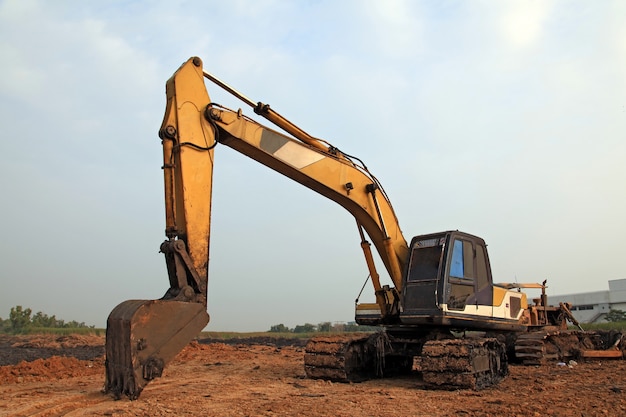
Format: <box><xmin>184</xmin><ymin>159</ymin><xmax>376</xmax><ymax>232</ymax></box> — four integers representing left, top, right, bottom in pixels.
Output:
<box><xmin>208</xmin><ymin>95</ymin><xmax>408</xmax><ymax>288</ymax></box>
<box><xmin>105</xmin><ymin>57</ymin><xmax>408</xmax><ymax>399</ymax></box>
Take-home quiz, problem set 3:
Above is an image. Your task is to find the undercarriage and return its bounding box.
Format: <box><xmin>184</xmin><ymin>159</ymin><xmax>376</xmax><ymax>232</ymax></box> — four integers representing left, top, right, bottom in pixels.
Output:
<box><xmin>304</xmin><ymin>328</ymin><xmax>625</xmax><ymax>390</ymax></box>
<box><xmin>304</xmin><ymin>331</ymin><xmax>508</xmax><ymax>390</ymax></box>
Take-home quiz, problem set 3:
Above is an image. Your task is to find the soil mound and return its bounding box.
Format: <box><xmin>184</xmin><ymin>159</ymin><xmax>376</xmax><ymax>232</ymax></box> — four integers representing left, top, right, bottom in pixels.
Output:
<box><xmin>0</xmin><ymin>355</ymin><xmax>104</xmax><ymax>384</ymax></box>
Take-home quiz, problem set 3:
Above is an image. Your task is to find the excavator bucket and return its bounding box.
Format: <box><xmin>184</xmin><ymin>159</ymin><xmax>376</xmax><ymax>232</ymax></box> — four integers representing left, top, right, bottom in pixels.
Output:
<box><xmin>104</xmin><ymin>299</ymin><xmax>209</xmax><ymax>399</ymax></box>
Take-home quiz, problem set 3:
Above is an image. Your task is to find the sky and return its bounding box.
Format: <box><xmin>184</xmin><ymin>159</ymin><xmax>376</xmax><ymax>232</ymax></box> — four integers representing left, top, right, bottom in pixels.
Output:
<box><xmin>0</xmin><ymin>0</ymin><xmax>624</xmax><ymax>332</ymax></box>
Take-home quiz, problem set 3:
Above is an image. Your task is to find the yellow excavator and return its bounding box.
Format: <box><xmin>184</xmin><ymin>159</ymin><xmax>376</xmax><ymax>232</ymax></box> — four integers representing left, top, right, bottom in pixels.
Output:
<box><xmin>104</xmin><ymin>57</ymin><xmax>624</xmax><ymax>399</ymax></box>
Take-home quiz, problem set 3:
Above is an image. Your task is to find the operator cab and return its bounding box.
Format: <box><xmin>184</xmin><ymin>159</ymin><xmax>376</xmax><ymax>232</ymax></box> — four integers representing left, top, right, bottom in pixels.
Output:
<box><xmin>356</xmin><ymin>231</ymin><xmax>527</xmax><ymax>331</ymax></box>
<box><xmin>401</xmin><ymin>231</ymin><xmax>493</xmax><ymax>316</ymax></box>
<box><xmin>397</xmin><ymin>230</ymin><xmax>526</xmax><ymax>331</ymax></box>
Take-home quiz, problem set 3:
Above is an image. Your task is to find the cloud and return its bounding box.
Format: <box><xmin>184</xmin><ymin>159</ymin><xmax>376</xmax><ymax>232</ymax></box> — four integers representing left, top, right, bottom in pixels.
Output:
<box><xmin>362</xmin><ymin>0</ymin><xmax>425</xmax><ymax>58</ymax></box>
<box><xmin>498</xmin><ymin>0</ymin><xmax>554</xmax><ymax>48</ymax></box>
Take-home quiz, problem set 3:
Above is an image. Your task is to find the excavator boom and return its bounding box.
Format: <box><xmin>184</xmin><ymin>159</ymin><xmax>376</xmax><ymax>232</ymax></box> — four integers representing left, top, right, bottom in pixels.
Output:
<box><xmin>105</xmin><ymin>57</ymin><xmax>409</xmax><ymax>399</ymax></box>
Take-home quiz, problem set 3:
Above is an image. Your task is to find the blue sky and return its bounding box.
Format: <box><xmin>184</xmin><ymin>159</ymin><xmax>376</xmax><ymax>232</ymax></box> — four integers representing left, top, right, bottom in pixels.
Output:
<box><xmin>1</xmin><ymin>0</ymin><xmax>624</xmax><ymax>331</ymax></box>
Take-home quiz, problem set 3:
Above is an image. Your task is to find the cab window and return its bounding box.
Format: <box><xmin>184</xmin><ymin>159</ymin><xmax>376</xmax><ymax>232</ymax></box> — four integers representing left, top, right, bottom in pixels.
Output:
<box><xmin>447</xmin><ymin>239</ymin><xmax>476</xmax><ymax>310</ymax></box>
<box><xmin>450</xmin><ymin>239</ymin><xmax>474</xmax><ymax>280</ymax></box>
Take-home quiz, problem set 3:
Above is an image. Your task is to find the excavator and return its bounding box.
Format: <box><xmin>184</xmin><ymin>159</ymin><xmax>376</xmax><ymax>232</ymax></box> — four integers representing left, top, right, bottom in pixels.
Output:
<box><xmin>104</xmin><ymin>57</ymin><xmax>624</xmax><ymax>400</ymax></box>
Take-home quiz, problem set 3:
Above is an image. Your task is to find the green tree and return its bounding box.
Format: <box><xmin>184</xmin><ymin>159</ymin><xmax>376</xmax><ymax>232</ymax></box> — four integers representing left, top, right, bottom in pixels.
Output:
<box><xmin>31</xmin><ymin>311</ymin><xmax>59</xmax><ymax>328</ymax></box>
<box><xmin>269</xmin><ymin>323</ymin><xmax>291</xmax><ymax>333</ymax></box>
<box><xmin>605</xmin><ymin>309</ymin><xmax>626</xmax><ymax>322</ymax></box>
<box><xmin>293</xmin><ymin>323</ymin><xmax>316</xmax><ymax>333</ymax></box>
<box><xmin>0</xmin><ymin>317</ymin><xmax>10</xmax><ymax>333</ymax></box>
<box><xmin>64</xmin><ymin>320</ymin><xmax>88</xmax><ymax>328</ymax></box>
<box><xmin>317</xmin><ymin>322</ymin><xmax>332</xmax><ymax>332</ymax></box>
<box><xmin>9</xmin><ymin>306</ymin><xmax>32</xmax><ymax>333</ymax></box>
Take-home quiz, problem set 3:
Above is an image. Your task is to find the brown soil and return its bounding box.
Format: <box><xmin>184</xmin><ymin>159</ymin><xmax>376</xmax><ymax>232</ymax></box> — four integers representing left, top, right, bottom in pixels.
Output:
<box><xmin>1</xmin><ymin>334</ymin><xmax>625</xmax><ymax>416</ymax></box>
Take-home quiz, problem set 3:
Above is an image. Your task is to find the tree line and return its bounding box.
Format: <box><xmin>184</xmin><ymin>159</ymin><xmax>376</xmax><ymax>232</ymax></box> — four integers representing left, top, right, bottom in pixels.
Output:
<box><xmin>0</xmin><ymin>306</ymin><xmax>94</xmax><ymax>334</ymax></box>
<box><xmin>268</xmin><ymin>321</ymin><xmax>375</xmax><ymax>333</ymax></box>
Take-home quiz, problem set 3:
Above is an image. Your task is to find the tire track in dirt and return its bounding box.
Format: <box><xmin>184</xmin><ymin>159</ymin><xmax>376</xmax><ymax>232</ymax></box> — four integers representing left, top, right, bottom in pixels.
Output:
<box><xmin>1</xmin><ymin>385</ymin><xmax>106</xmax><ymax>417</ymax></box>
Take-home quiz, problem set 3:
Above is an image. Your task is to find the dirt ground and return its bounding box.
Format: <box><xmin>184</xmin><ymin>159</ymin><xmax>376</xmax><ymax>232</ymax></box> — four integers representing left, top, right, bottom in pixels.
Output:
<box><xmin>1</xmin><ymin>334</ymin><xmax>625</xmax><ymax>417</ymax></box>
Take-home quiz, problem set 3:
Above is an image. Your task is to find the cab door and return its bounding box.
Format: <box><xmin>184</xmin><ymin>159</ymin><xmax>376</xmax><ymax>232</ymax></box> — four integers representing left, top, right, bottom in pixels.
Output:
<box><xmin>444</xmin><ymin>234</ymin><xmax>493</xmax><ymax>312</ymax></box>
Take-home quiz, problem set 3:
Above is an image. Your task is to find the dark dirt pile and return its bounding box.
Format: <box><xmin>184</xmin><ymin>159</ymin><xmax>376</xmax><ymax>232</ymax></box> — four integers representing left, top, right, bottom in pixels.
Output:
<box><xmin>197</xmin><ymin>335</ymin><xmax>308</xmax><ymax>348</ymax></box>
<box><xmin>0</xmin><ymin>334</ymin><xmax>105</xmax><ymax>366</ymax></box>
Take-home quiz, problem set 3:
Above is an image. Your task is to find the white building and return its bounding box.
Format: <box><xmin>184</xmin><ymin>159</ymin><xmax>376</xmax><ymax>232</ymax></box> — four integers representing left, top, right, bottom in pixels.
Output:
<box><xmin>549</xmin><ymin>279</ymin><xmax>626</xmax><ymax>323</ymax></box>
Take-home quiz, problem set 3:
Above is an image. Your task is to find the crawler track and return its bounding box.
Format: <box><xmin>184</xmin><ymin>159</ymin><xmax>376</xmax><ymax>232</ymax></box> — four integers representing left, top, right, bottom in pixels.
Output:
<box><xmin>514</xmin><ymin>330</ymin><xmax>625</xmax><ymax>365</ymax></box>
<box><xmin>421</xmin><ymin>338</ymin><xmax>508</xmax><ymax>390</ymax></box>
<box><xmin>305</xmin><ymin>333</ymin><xmax>509</xmax><ymax>390</ymax></box>
<box><xmin>304</xmin><ymin>334</ymin><xmax>379</xmax><ymax>382</ymax></box>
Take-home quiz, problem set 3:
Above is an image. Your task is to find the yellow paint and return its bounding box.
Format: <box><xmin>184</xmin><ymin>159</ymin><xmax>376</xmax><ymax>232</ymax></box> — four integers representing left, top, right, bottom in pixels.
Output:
<box><xmin>493</xmin><ymin>286</ymin><xmax>508</xmax><ymax>307</ymax></box>
<box><xmin>356</xmin><ymin>303</ymin><xmax>381</xmax><ymax>311</ymax></box>
<box><xmin>160</xmin><ymin>57</ymin><xmax>215</xmax><ymax>281</ymax></box>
